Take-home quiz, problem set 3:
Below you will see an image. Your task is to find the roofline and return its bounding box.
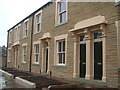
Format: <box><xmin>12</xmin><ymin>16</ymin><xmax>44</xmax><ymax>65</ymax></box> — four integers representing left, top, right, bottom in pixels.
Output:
<box><xmin>7</xmin><ymin>1</ymin><xmax>53</xmax><ymax>32</ymax></box>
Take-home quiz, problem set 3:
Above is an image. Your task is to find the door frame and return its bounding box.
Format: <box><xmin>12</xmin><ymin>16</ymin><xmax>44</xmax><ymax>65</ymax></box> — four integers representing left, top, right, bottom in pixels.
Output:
<box><xmin>41</xmin><ymin>41</ymin><xmax>50</xmax><ymax>73</ymax></box>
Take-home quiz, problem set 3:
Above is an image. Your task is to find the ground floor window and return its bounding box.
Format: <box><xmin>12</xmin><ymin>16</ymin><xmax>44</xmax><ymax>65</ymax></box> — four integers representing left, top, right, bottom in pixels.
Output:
<box><xmin>57</xmin><ymin>40</ymin><xmax>65</xmax><ymax>65</ymax></box>
<box><xmin>34</xmin><ymin>44</ymin><xmax>39</xmax><ymax>64</ymax></box>
<box><xmin>23</xmin><ymin>46</ymin><xmax>27</xmax><ymax>63</ymax></box>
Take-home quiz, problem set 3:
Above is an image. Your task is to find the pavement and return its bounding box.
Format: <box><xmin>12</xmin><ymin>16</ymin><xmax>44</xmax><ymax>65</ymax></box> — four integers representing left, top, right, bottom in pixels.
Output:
<box><xmin>2</xmin><ymin>68</ymin><xmax>108</xmax><ymax>89</ymax></box>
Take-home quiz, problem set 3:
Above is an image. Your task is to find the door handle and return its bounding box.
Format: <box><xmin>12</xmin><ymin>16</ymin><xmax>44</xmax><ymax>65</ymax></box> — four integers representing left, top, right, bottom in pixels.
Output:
<box><xmin>97</xmin><ymin>63</ymin><xmax>102</xmax><ymax>65</ymax></box>
<box><xmin>82</xmin><ymin>62</ymin><xmax>86</xmax><ymax>65</ymax></box>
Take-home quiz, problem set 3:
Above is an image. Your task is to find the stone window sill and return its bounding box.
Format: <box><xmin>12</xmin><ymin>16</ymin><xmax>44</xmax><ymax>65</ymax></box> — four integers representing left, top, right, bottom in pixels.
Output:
<box><xmin>55</xmin><ymin>21</ymin><xmax>67</xmax><ymax>27</ymax></box>
<box><xmin>52</xmin><ymin>65</ymin><xmax>67</xmax><ymax>68</ymax></box>
<box><xmin>33</xmin><ymin>32</ymin><xmax>40</xmax><ymax>35</ymax></box>
<box><xmin>32</xmin><ymin>64</ymin><xmax>39</xmax><ymax>66</ymax></box>
<box><xmin>23</xmin><ymin>36</ymin><xmax>28</xmax><ymax>39</ymax></box>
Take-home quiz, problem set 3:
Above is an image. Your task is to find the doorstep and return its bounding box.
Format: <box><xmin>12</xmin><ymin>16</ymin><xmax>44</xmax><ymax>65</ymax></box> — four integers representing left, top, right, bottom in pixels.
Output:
<box><xmin>73</xmin><ymin>78</ymin><xmax>107</xmax><ymax>87</ymax></box>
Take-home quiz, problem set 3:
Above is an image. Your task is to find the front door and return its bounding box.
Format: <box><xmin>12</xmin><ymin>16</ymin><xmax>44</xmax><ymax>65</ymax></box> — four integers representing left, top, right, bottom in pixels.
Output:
<box><xmin>94</xmin><ymin>41</ymin><xmax>102</xmax><ymax>80</ymax></box>
<box><xmin>80</xmin><ymin>44</ymin><xmax>86</xmax><ymax>78</ymax></box>
<box><xmin>45</xmin><ymin>44</ymin><xmax>49</xmax><ymax>73</ymax></box>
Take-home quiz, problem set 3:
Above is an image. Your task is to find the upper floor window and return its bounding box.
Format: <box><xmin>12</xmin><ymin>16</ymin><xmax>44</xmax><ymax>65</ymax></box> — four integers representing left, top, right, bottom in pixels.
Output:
<box><xmin>23</xmin><ymin>20</ymin><xmax>29</xmax><ymax>37</ymax></box>
<box><xmin>34</xmin><ymin>11</ymin><xmax>42</xmax><ymax>34</ymax></box>
<box><xmin>9</xmin><ymin>31</ymin><xmax>12</xmax><ymax>43</ymax></box>
<box><xmin>14</xmin><ymin>25</ymin><xmax>20</xmax><ymax>42</ymax></box>
<box><xmin>36</xmin><ymin>14</ymin><xmax>41</xmax><ymax>33</ymax></box>
<box><xmin>56</xmin><ymin>0</ymin><xmax>67</xmax><ymax>25</ymax></box>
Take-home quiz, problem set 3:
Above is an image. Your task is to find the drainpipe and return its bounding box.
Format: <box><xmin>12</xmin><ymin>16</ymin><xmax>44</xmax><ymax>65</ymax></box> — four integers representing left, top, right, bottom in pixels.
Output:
<box><xmin>29</xmin><ymin>15</ymin><xmax>34</xmax><ymax>72</ymax></box>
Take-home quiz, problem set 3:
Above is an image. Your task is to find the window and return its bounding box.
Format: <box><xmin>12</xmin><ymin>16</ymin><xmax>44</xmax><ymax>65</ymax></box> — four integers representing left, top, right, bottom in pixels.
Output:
<box><xmin>23</xmin><ymin>46</ymin><xmax>27</xmax><ymax>63</ymax></box>
<box><xmin>94</xmin><ymin>32</ymin><xmax>102</xmax><ymax>39</ymax></box>
<box><xmin>34</xmin><ymin>44</ymin><xmax>39</xmax><ymax>63</ymax></box>
<box><xmin>56</xmin><ymin>0</ymin><xmax>67</xmax><ymax>24</ymax></box>
<box><xmin>57</xmin><ymin>40</ymin><xmax>65</xmax><ymax>65</ymax></box>
<box><xmin>36</xmin><ymin>14</ymin><xmax>41</xmax><ymax>33</ymax></box>
<box><xmin>9</xmin><ymin>31</ymin><xmax>12</xmax><ymax>43</ymax></box>
<box><xmin>80</xmin><ymin>35</ymin><xmax>86</xmax><ymax>41</ymax></box>
<box><xmin>23</xmin><ymin>20</ymin><xmax>29</xmax><ymax>37</ymax></box>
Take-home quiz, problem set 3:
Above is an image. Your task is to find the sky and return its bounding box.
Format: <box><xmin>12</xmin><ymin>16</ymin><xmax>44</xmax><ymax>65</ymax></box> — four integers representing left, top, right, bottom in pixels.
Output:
<box><xmin>0</xmin><ymin>0</ymin><xmax>50</xmax><ymax>47</ymax></box>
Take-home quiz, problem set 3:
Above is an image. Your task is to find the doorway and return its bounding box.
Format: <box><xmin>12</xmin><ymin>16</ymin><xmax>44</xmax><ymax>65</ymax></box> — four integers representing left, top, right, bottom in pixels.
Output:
<box><xmin>94</xmin><ymin>41</ymin><xmax>103</xmax><ymax>80</ymax></box>
<box><xmin>80</xmin><ymin>44</ymin><xmax>86</xmax><ymax>78</ymax></box>
<box><xmin>45</xmin><ymin>43</ymin><xmax>49</xmax><ymax>73</ymax></box>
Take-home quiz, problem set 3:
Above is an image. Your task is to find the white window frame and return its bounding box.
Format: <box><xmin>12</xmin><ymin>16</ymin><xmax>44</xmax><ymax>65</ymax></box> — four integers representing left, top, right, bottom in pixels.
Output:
<box><xmin>34</xmin><ymin>10</ymin><xmax>42</xmax><ymax>34</ymax></box>
<box><xmin>57</xmin><ymin>40</ymin><xmax>66</xmax><ymax>65</ymax></box>
<box><xmin>34</xmin><ymin>44</ymin><xmax>39</xmax><ymax>64</ymax></box>
<box><xmin>54</xmin><ymin>34</ymin><xmax>68</xmax><ymax>66</ymax></box>
<box><xmin>33</xmin><ymin>41</ymin><xmax>40</xmax><ymax>64</ymax></box>
<box><xmin>23</xmin><ymin>19</ymin><xmax>29</xmax><ymax>38</ymax></box>
<box><xmin>55</xmin><ymin>0</ymin><xmax>68</xmax><ymax>25</ymax></box>
<box><xmin>22</xmin><ymin>44</ymin><xmax>27</xmax><ymax>63</ymax></box>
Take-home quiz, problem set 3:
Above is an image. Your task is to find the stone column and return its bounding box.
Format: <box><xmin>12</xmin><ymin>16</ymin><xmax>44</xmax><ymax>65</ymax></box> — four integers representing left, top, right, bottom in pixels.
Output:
<box><xmin>101</xmin><ymin>24</ymin><xmax>107</xmax><ymax>82</ymax></box>
<box><xmin>85</xmin><ymin>29</ymin><xmax>94</xmax><ymax>80</ymax></box>
<box><xmin>41</xmin><ymin>43</ymin><xmax>45</xmax><ymax>73</ymax></box>
<box><xmin>73</xmin><ymin>34</ymin><xmax>79</xmax><ymax>78</ymax></box>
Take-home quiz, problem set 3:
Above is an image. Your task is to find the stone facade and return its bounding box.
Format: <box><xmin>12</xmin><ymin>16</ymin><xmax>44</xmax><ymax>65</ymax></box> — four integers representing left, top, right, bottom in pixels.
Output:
<box><xmin>7</xmin><ymin>1</ymin><xmax>120</xmax><ymax>88</ymax></box>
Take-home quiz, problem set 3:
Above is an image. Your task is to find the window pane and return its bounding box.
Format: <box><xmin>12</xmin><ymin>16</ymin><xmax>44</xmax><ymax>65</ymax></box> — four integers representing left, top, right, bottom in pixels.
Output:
<box><xmin>63</xmin><ymin>53</ymin><xmax>65</xmax><ymax>63</ymax></box>
<box><xmin>63</xmin><ymin>41</ymin><xmax>65</xmax><ymax>51</ymax></box>
<box><xmin>59</xmin><ymin>53</ymin><xmax>62</xmax><ymax>63</ymax></box>
<box><xmin>25</xmin><ymin>21</ymin><xmax>28</xmax><ymax>30</ymax></box>
<box><xmin>37</xmin><ymin>24</ymin><xmax>40</xmax><ymax>32</ymax></box>
<box><xmin>24</xmin><ymin>47</ymin><xmax>26</xmax><ymax>55</ymax></box>
<box><xmin>80</xmin><ymin>35</ymin><xmax>86</xmax><ymax>41</ymax></box>
<box><xmin>60</xmin><ymin>12</ymin><xmax>66</xmax><ymax>23</ymax></box>
<box><xmin>25</xmin><ymin>30</ymin><xmax>27</xmax><ymax>36</ymax></box>
<box><xmin>37</xmin><ymin>45</ymin><xmax>39</xmax><ymax>53</ymax></box>
<box><xmin>35</xmin><ymin>44</ymin><xmax>39</xmax><ymax>53</ymax></box>
<box><xmin>58</xmin><ymin>42</ymin><xmax>62</xmax><ymax>52</ymax></box>
<box><xmin>24</xmin><ymin>55</ymin><xmax>26</xmax><ymax>62</ymax></box>
<box><xmin>35</xmin><ymin>54</ymin><xmax>38</xmax><ymax>62</ymax></box>
<box><xmin>94</xmin><ymin>32</ymin><xmax>102</xmax><ymax>39</ymax></box>
<box><xmin>60</xmin><ymin>1</ymin><xmax>66</xmax><ymax>12</ymax></box>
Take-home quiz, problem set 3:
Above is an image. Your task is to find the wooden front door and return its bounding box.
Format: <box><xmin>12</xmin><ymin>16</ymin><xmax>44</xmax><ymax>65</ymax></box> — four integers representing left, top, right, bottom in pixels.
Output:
<box><xmin>80</xmin><ymin>44</ymin><xmax>86</xmax><ymax>78</ymax></box>
<box><xmin>45</xmin><ymin>43</ymin><xmax>49</xmax><ymax>73</ymax></box>
<box><xmin>94</xmin><ymin>41</ymin><xmax>102</xmax><ymax>80</ymax></box>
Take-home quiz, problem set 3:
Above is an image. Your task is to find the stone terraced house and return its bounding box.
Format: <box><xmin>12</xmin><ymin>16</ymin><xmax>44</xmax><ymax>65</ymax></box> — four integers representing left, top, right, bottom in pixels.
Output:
<box><xmin>7</xmin><ymin>0</ymin><xmax>120</xmax><ymax>88</ymax></box>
